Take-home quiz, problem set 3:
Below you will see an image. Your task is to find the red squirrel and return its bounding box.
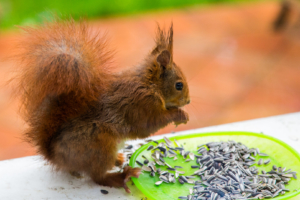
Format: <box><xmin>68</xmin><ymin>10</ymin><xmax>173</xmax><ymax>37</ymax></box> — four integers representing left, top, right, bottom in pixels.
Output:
<box><xmin>13</xmin><ymin>19</ymin><xmax>190</xmax><ymax>193</ymax></box>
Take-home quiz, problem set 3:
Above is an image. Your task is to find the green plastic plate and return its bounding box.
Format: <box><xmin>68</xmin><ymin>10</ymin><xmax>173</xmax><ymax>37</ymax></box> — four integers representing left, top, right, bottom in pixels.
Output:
<box><xmin>129</xmin><ymin>131</ymin><xmax>300</xmax><ymax>200</ymax></box>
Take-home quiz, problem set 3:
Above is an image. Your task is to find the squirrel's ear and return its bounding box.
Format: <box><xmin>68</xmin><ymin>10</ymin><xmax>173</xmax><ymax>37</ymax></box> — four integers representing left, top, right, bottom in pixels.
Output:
<box><xmin>157</xmin><ymin>50</ymin><xmax>171</xmax><ymax>69</ymax></box>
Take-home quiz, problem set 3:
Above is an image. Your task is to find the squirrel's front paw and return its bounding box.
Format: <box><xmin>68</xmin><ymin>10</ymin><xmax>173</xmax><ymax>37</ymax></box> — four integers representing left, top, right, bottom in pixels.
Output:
<box><xmin>173</xmin><ymin>109</ymin><xmax>189</xmax><ymax>126</ymax></box>
<box><xmin>122</xmin><ymin>166</ymin><xmax>141</xmax><ymax>193</ymax></box>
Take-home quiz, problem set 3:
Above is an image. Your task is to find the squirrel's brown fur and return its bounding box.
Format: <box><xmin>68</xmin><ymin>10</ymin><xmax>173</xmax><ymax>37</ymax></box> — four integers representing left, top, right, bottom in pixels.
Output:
<box><xmin>14</xmin><ymin>19</ymin><xmax>190</xmax><ymax>193</ymax></box>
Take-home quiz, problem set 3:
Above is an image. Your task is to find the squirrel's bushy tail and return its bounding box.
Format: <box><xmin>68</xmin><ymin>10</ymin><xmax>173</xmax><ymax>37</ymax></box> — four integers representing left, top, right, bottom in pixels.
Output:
<box><xmin>13</xmin><ymin>19</ymin><xmax>113</xmax><ymax>159</ymax></box>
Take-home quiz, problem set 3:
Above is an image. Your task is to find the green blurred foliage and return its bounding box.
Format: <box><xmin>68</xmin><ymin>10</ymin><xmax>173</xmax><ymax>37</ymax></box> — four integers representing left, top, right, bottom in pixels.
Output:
<box><xmin>0</xmin><ymin>0</ymin><xmax>250</xmax><ymax>30</ymax></box>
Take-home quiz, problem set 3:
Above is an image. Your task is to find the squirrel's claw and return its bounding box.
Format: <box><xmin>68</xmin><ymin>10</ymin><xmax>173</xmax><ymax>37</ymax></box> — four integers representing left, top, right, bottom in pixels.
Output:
<box><xmin>122</xmin><ymin>167</ymin><xmax>141</xmax><ymax>193</ymax></box>
<box><xmin>123</xmin><ymin>166</ymin><xmax>141</xmax><ymax>181</ymax></box>
<box><xmin>123</xmin><ymin>184</ymin><xmax>131</xmax><ymax>193</ymax></box>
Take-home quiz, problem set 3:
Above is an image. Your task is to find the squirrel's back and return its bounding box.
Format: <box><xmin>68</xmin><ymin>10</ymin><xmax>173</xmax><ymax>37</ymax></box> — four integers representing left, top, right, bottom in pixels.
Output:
<box><xmin>14</xmin><ymin>20</ymin><xmax>113</xmax><ymax>159</ymax></box>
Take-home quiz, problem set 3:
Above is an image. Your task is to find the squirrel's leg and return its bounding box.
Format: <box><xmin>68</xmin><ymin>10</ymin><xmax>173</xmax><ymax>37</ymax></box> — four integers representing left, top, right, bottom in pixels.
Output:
<box><xmin>115</xmin><ymin>153</ymin><xmax>125</xmax><ymax>167</ymax></box>
<box><xmin>91</xmin><ymin>166</ymin><xmax>141</xmax><ymax>193</ymax></box>
<box><xmin>87</xmin><ymin>134</ymin><xmax>141</xmax><ymax>193</ymax></box>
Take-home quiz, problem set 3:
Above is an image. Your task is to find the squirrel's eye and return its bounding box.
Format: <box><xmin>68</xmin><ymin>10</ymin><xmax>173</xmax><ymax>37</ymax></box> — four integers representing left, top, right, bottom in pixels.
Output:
<box><xmin>176</xmin><ymin>82</ymin><xmax>183</xmax><ymax>90</ymax></box>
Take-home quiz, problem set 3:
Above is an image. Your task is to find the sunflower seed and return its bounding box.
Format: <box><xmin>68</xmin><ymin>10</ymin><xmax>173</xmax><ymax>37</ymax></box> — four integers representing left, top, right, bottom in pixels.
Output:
<box><xmin>100</xmin><ymin>189</ymin><xmax>108</xmax><ymax>194</ymax></box>
<box><xmin>264</xmin><ymin>159</ymin><xmax>270</xmax><ymax>165</ymax></box>
<box><xmin>147</xmin><ymin>145</ymin><xmax>154</xmax><ymax>151</ymax></box>
<box><xmin>143</xmin><ymin>159</ymin><xmax>149</xmax><ymax>164</ymax></box>
<box><xmin>155</xmin><ymin>180</ymin><xmax>163</xmax><ymax>185</ymax></box>
<box><xmin>259</xmin><ymin>153</ymin><xmax>269</xmax><ymax>157</ymax></box>
<box><xmin>142</xmin><ymin>165</ymin><xmax>151</xmax><ymax>172</ymax></box>
<box><xmin>159</xmin><ymin>175</ymin><xmax>169</xmax><ymax>183</ymax></box>
<box><xmin>189</xmin><ymin>152</ymin><xmax>195</xmax><ymax>160</ymax></box>
<box><xmin>167</xmin><ymin>167</ymin><xmax>176</xmax><ymax>171</ymax></box>
<box><xmin>164</xmin><ymin>137</ymin><xmax>172</xmax><ymax>147</ymax></box>
<box><xmin>174</xmin><ymin>139</ymin><xmax>181</xmax><ymax>147</ymax></box>
<box><xmin>136</xmin><ymin>160</ymin><xmax>143</xmax><ymax>166</ymax></box>
<box><xmin>178</xmin><ymin>196</ymin><xmax>188</xmax><ymax>199</ymax></box>
<box><xmin>150</xmin><ymin>171</ymin><xmax>155</xmax><ymax>177</ymax></box>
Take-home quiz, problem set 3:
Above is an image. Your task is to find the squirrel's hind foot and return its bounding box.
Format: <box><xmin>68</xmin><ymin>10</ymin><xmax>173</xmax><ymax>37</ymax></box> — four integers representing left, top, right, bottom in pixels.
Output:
<box><xmin>92</xmin><ymin>166</ymin><xmax>141</xmax><ymax>193</ymax></box>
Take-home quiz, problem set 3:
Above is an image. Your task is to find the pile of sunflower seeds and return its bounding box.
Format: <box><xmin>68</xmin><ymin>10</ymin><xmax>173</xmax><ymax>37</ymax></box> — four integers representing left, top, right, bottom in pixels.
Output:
<box><xmin>137</xmin><ymin>137</ymin><xmax>297</xmax><ymax>200</ymax></box>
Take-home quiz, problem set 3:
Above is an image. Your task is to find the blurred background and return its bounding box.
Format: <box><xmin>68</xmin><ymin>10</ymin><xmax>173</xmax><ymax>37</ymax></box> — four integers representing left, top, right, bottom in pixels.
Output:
<box><xmin>0</xmin><ymin>0</ymin><xmax>300</xmax><ymax>161</ymax></box>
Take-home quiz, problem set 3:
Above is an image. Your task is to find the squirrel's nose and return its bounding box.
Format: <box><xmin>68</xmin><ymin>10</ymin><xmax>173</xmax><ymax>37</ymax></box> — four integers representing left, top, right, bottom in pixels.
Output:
<box><xmin>187</xmin><ymin>99</ymin><xmax>190</xmax><ymax>104</ymax></box>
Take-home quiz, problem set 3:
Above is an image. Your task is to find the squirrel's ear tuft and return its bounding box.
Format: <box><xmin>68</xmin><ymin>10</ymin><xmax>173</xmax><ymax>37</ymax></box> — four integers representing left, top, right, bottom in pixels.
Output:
<box><xmin>167</xmin><ymin>23</ymin><xmax>173</xmax><ymax>56</ymax></box>
<box><xmin>152</xmin><ymin>23</ymin><xmax>173</xmax><ymax>56</ymax></box>
<box><xmin>151</xmin><ymin>23</ymin><xmax>173</xmax><ymax>70</ymax></box>
<box><xmin>157</xmin><ymin>50</ymin><xmax>171</xmax><ymax>69</ymax></box>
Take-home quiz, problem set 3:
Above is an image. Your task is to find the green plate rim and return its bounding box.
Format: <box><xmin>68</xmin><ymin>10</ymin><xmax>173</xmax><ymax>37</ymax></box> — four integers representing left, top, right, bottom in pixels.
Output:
<box><xmin>129</xmin><ymin>131</ymin><xmax>300</xmax><ymax>200</ymax></box>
